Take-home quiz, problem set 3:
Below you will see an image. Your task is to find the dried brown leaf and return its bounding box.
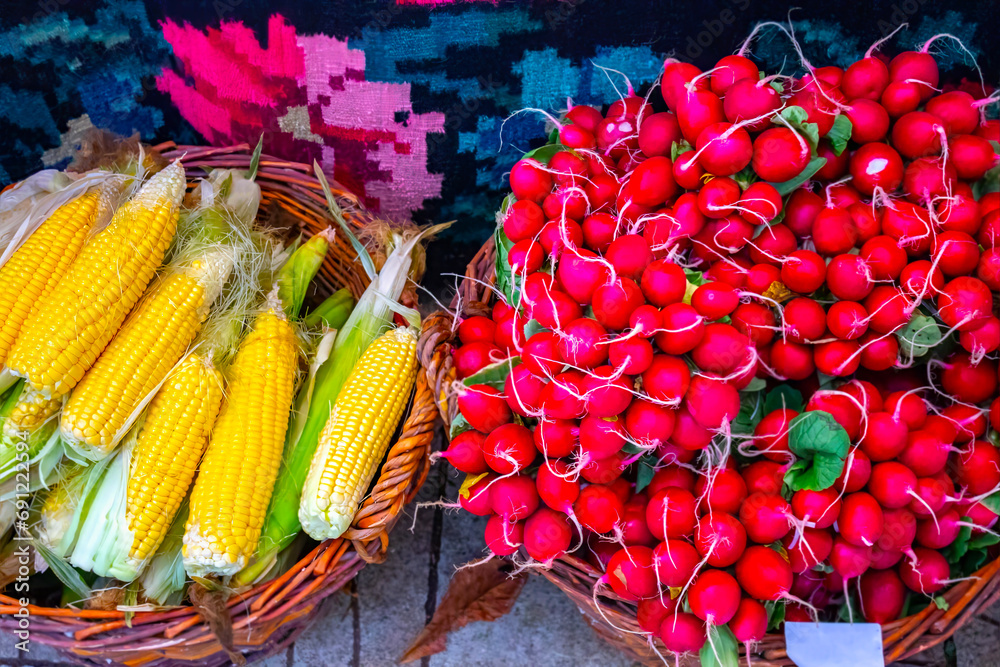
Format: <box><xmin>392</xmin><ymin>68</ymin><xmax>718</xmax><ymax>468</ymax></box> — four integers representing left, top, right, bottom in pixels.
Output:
<box><xmin>400</xmin><ymin>559</ymin><xmax>527</xmax><ymax>663</ymax></box>
<box><xmin>189</xmin><ymin>583</ymin><xmax>246</xmax><ymax>666</ymax></box>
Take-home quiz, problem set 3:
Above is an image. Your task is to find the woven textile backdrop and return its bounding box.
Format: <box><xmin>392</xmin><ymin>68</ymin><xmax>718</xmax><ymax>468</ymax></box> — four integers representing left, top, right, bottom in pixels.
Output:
<box><xmin>1</xmin><ymin>0</ymin><xmax>996</xmax><ymax>283</ymax></box>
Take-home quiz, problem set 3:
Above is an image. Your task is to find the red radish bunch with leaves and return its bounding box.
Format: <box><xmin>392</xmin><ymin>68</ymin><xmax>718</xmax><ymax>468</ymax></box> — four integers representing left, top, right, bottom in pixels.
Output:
<box><xmin>438</xmin><ymin>22</ymin><xmax>1000</xmax><ymax>664</ymax></box>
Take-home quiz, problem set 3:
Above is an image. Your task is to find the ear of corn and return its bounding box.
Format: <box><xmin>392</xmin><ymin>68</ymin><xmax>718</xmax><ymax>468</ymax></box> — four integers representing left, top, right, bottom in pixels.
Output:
<box><xmin>299</xmin><ymin>327</ymin><xmax>417</xmax><ymax>541</ymax></box>
<box><xmin>68</xmin><ymin>354</ymin><xmax>225</xmax><ymax>581</ymax></box>
<box><xmin>60</xmin><ymin>253</ymin><xmax>234</xmax><ymax>460</ymax></box>
<box><xmin>7</xmin><ymin>162</ymin><xmax>185</xmax><ymax>398</ymax></box>
<box><xmin>0</xmin><ymin>381</ymin><xmax>63</xmax><ymax>487</ymax></box>
<box><xmin>183</xmin><ymin>306</ymin><xmax>300</xmax><ymax>578</ymax></box>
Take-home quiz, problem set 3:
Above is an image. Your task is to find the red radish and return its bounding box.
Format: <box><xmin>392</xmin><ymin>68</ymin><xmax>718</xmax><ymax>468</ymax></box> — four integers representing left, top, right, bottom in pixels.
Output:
<box><xmin>977</xmin><ymin>249</ymin><xmax>1000</xmax><ymax>291</ymax></box>
<box><xmin>558</xmin><ymin>122</ymin><xmax>596</xmax><ymax>150</ymax></box>
<box><xmin>490</xmin><ymin>474</ymin><xmax>539</xmax><ymax>521</ymax></box>
<box><xmin>652</xmin><ymin>539</ymin><xmax>700</xmax><ymax>587</ymax></box>
<box><xmin>958</xmin><ymin>498</ymin><xmax>999</xmax><ymax>533</ymax></box>
<box><xmin>783</xmin><ymin>297</ymin><xmax>827</xmax><ymax>343</ymax></box>
<box><xmin>579</xmin><ymin>414</ymin><xmax>629</xmax><ymax>461</ymax></box>
<box><xmin>683</xmin><ymin>376</ymin><xmax>740</xmax><ymax>430</ymax></box>
<box><xmin>672</xmin><ymin>151</ymin><xmax>706</xmax><ymax>191</ymax></box>
<box><xmin>724</xmin><ymin>78</ymin><xmax>782</xmax><ymax>130</ymax></box>
<box><xmin>811</xmin><ymin>206</ymin><xmax>857</xmax><ymax>256</ymax></box>
<box><xmin>658</xmin><ymin>612</ymin><xmax>706</xmax><ymax>654</ymax></box>
<box><xmin>736</xmin><ymin>546</ymin><xmax>793</xmax><ymax>601</ymax></box>
<box><xmin>453</xmin><ymin>341</ymin><xmax>502</xmax><ymax>379</ymax></box>
<box><xmin>792</xmin><ymin>488</ymin><xmax>842</xmax><ymax>529</ymax></box>
<box><xmin>899</xmin><ymin>547</ymin><xmax>950</xmax><ymax>595</ymax></box>
<box><xmin>941</xmin><ymin>352</ymin><xmax>998</xmax><ymax>405</ymax></box>
<box><xmin>458</xmin><ymin>316</ymin><xmax>497</xmax><ymax>345</ymax></box>
<box><xmin>524</xmin><ymin>507</ymin><xmax>572</xmax><ymax>562</ymax></box>
<box><xmin>646</xmin><ymin>487</ymin><xmax>697</xmax><ymax>540</ymax></box>
<box><xmin>785</xmin><ymin>528</ymin><xmax>834</xmax><ymax>573</ymax></box>
<box><xmin>566</xmin><ymin>104</ymin><xmax>603</xmax><ymax>132</ymax></box>
<box><xmin>849</xmin><ymin>142</ymin><xmax>904</xmax><ymax>195</ymax></box>
<box><xmin>859</xmin><ymin>569</ymin><xmax>906</xmax><ymax>623</ymax></box>
<box><xmin>458</xmin><ymin>385</ymin><xmax>512</xmax><ymax>432</ymax></box>
<box><xmin>751</xmin><ymin>127</ymin><xmax>810</xmax><ymax>183</ymax></box>
<box><xmin>730</xmin><ymin>598</ymin><xmax>768</xmax><ymax>644</ymax></box>
<box><xmin>581</xmin><ymin>367</ymin><xmax>633</xmax><ymax>418</ymax></box>
<box><xmin>638</xmin><ymin>112</ymin><xmax>682</xmax><ymax>157</ymax></box>
<box><xmin>520</xmin><ymin>332</ymin><xmax>563</xmax><ymax>378</ymax></box>
<box><xmin>549</xmin><ymin>150</ymin><xmax>588</xmax><ymax>183</ymax></box>
<box><xmin>843</xmin><ymin>57</ymin><xmax>889</xmax><ymax>100</ymax></box>
<box><xmin>877</xmin><ymin>507</ymin><xmax>917</xmax><ymax>552</ymax></box>
<box><xmin>556</xmin><ymin>249</ymin><xmax>610</xmax><ymax>304</ymax></box>
<box><xmin>806</xmin><ymin>391</ymin><xmax>863</xmax><ymax>440</ymax></box>
<box><xmin>868</xmin><ymin>462</ymin><xmax>918</xmax><ymax>509</ymax></box>
<box><xmin>711</xmin><ymin>55</ymin><xmax>759</xmax><ymax>94</ymax></box>
<box><xmin>580</xmin><ymin>450</ymin><xmax>629</xmax><ymax>484</ymax></box>
<box><xmin>575</xmin><ymin>483</ymin><xmax>625</xmax><ymax>534</ymax></box>
<box><xmin>904</xmin><ymin>157</ymin><xmax>957</xmax><ymax>204</ymax></box>
<box><xmin>739</xmin><ymin>493</ymin><xmax>792</xmax><ymax>544</ymax></box>
<box><xmin>888</xmin><ymin>50</ymin><xmax>939</xmax><ymax>101</ymax></box>
<box><xmin>605</xmin><ymin>546</ymin><xmax>660</xmax><ymax>599</ymax></box>
<box><xmin>536</xmin><ymin>460</ymin><xmax>580</xmax><ymax>512</ymax></box>
<box><xmin>625</xmin><ymin>399</ymin><xmax>676</xmax><ymax>448</ymax></box>
<box><xmin>740</xmin><ymin>182</ymin><xmax>783</xmax><ymax>225</ymax></box>
<box><xmin>539</xmin><ymin>371</ymin><xmax>586</xmax><ymax>420</ymax></box>
<box><xmin>881</xmin><ymin>201</ymin><xmax>933</xmax><ymax>256</ymax></box>
<box><xmin>956</xmin><ymin>440</ymin><xmax>1000</xmax><ymax>496</ymax></box>
<box><xmin>788</xmin><ymin>88</ymin><xmax>839</xmax><ymax>136</ymax></box>
<box><xmin>542</xmin><ymin>188</ymin><xmax>588</xmax><ymax>222</ymax></box>
<box><xmin>949</xmin><ymin>135</ymin><xmax>998</xmax><ymax>181</ymax></box>
<box><xmin>592</xmin><ymin>278</ymin><xmax>645</xmax><ymax>331</ymax></box>
<box><xmin>661</xmin><ymin>61</ymin><xmax>707</xmax><ymax>109</ymax></box>
<box><xmin>689</xmin><ymin>569</ymin><xmax>742</xmax><ymax>625</ymax></box>
<box><xmin>932</xmin><ymin>231</ymin><xmax>980</xmax><ymax>277</ymax></box>
<box><xmin>732</xmin><ymin>302</ymin><xmax>777</xmax><ymax>346</ymax></box>
<box><xmin>936</xmin><ymin>193</ymin><xmax>982</xmax><ymax>235</ymax></box>
<box><xmin>696</xmin><ymin>176</ymin><xmax>741</xmax><ymax>219</ymax></box>
<box><xmin>827</xmin><ymin>301</ymin><xmax>869</xmax><ymax>340</ymax></box>
<box><xmin>524</xmin><ymin>287</ymin><xmax>581</xmax><ymax>330</ymax></box>
<box><xmin>768</xmin><ymin>340</ymin><xmax>815</xmax><ymax>381</ymax></box>
<box><xmin>900</xmin><ymin>260</ymin><xmax>945</xmax><ymax>298</ymax></box>
<box><xmin>629</xmin><ymin>156</ymin><xmax>677</xmax><ymax>207</ymax></box>
<box><xmin>885</xmin><ymin>391</ymin><xmax>928</xmax><ymax>430</ymax></box>
<box><xmin>557</xmin><ymin>317</ymin><xmax>610</xmax><ymax>368</ymax></box>
<box><xmin>606</xmin><ymin>235</ymin><xmax>653</xmax><ymax>280</ymax></box>
<box><xmin>640</xmin><ymin>259</ymin><xmax>687</xmax><ymax>307</ymax></box>
<box><xmin>938</xmin><ymin>276</ymin><xmax>995</xmax><ymax>333</ymax></box>
<box><xmin>891</xmin><ymin>111</ymin><xmax>945</xmax><ymax>158</ymax></box>
<box><xmin>827</xmin><ymin>183</ymin><xmax>863</xmax><ymax>208</ymax></box>
<box><xmin>676</xmin><ymin>88</ymin><xmax>726</xmax><ymax>144</ymax></box>
<box><xmin>695</xmin><ymin>512</ymin><xmax>747</xmax><ymax>567</ymax></box>
<box><xmin>830</xmin><ymin>536</ymin><xmax>872</xmax><ymax>579</ymax></box>
<box><xmin>691</xmin><ymin>323</ymin><xmax>752</xmax><ymax>376</ymax></box>
<box><xmin>814</xmin><ymin>340</ymin><xmax>861</xmax><ymax>377</ymax></box>
<box><xmin>743</xmin><ymin>263</ymin><xmax>781</xmax><ymax>295</ymax></box>
<box><xmin>881</xmin><ymin>80</ymin><xmax>922</xmax><ymax>117</ymax></box>
<box><xmin>941</xmin><ymin>404</ymin><xmax>986</xmax><ymax>443</ymax></box>
<box><xmin>825</xmin><ymin>253</ymin><xmax>874</xmax><ymax>301</ymax></box>
<box><xmin>637</xmin><ymin>596</ymin><xmax>677</xmax><ymax>634</ymax></box>
<box><xmin>485</xmin><ymin>514</ymin><xmax>523</xmax><ymax>556</ymax></box>
<box><xmin>916</xmin><ymin>508</ymin><xmax>961</xmax><ymax>549</ymax></box>
<box><xmin>649</xmin><ymin>465</ymin><xmax>697</xmax><ymax>494</ymax></box>
<box><xmin>440</xmin><ymin>430</ymin><xmax>489</xmax><ymax>474</ymax></box>
<box><xmin>862</xmin><ymin>286</ymin><xmax>909</xmax><ymax>334</ymax></box>
<box><xmin>848</xmin><ymin>202</ymin><xmax>882</xmax><ymax>243</ymax></box>
<box><xmin>959</xmin><ymin>316</ymin><xmax>1000</xmax><ymax>356</ymax></box>
<box><xmin>980</xmin><ymin>211</ymin><xmax>1000</xmax><ymax>248</ymax></box>
<box><xmin>838</xmin><ymin>492</ymin><xmax>884</xmax><ymax>547</ymax></box>
<box><xmin>494</xmin><ymin>311</ymin><xmax>527</xmax><ymax>354</ymax></box>
<box><xmin>784</xmin><ymin>188</ymin><xmax>825</xmax><ymax>239</ymax></box>
<box><xmin>641</xmin><ymin>355</ymin><xmax>691</xmax><ymax>404</ymax></box>
<box><xmin>743</xmin><ymin>460</ymin><xmax>787</xmax><ymax>496</ymax></box>
<box><xmin>656</xmin><ymin>303</ymin><xmax>705</xmax><ymax>355</ymax></box>
<box><xmin>860</xmin><ymin>235</ymin><xmax>907</xmax><ymax>281</ymax></box>
<box><xmin>533</xmin><ymin>418</ymin><xmax>578</xmax><ymax>458</ymax></box>
<box><xmin>695</xmin><ymin>122</ymin><xmax>753</xmax><ymax>176</ymax></box>
<box><xmin>908</xmin><ymin>476</ymin><xmax>949</xmax><ymax>517</ymax></box>
<box><xmin>509</xmin><ymin>159</ymin><xmax>554</xmax><ymax>204</ymax></box>
<box><xmin>622</xmin><ymin>494</ymin><xmax>657</xmax><ymax>547</ymax></box>
<box><xmin>609</xmin><ymin>336</ymin><xmax>654</xmax><ymax>375</ymax></box>
<box><xmin>584</xmin><ymin>174</ymin><xmax>618</xmax><ymax>212</ymax></box>
<box><xmin>695</xmin><ymin>467</ymin><xmax>748</xmax><ymax>515</ymax></box>
<box><xmin>581</xmin><ymin>213</ymin><xmax>619</xmax><ymax>253</ymax></box>
<box><xmin>859</xmin><ymin>412</ymin><xmax>908</xmax><ymax>461</ymax></box>
<box><xmin>459</xmin><ymin>475</ymin><xmax>495</xmax><ymax>516</ymax></box>
<box><xmin>483</xmin><ymin>424</ymin><xmax>537</xmax><ymax>474</ymax></box>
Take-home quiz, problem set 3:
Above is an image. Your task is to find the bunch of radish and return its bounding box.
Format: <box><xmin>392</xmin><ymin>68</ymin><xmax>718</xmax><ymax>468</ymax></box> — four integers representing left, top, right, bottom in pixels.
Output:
<box><xmin>440</xmin><ymin>24</ymin><xmax>1000</xmax><ymax>662</ymax></box>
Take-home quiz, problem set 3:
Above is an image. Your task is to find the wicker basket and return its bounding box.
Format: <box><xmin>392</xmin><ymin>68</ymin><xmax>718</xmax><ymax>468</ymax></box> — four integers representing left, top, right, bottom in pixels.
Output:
<box><xmin>0</xmin><ymin>143</ymin><xmax>440</xmax><ymax>666</ymax></box>
<box><xmin>421</xmin><ymin>236</ymin><xmax>1000</xmax><ymax>666</ymax></box>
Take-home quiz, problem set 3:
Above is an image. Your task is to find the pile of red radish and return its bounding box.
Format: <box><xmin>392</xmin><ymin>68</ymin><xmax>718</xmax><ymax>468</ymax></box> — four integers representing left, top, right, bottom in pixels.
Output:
<box><xmin>439</xmin><ymin>24</ymin><xmax>1000</xmax><ymax>662</ymax></box>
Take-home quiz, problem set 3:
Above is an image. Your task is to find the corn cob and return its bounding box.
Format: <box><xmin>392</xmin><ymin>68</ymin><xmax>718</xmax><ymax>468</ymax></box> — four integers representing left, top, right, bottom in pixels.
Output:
<box><xmin>60</xmin><ymin>251</ymin><xmax>234</xmax><ymax>460</ymax></box>
<box><xmin>68</xmin><ymin>354</ymin><xmax>225</xmax><ymax>580</ymax></box>
<box><xmin>299</xmin><ymin>327</ymin><xmax>417</xmax><ymax>541</ymax></box>
<box><xmin>7</xmin><ymin>162</ymin><xmax>185</xmax><ymax>398</ymax></box>
<box><xmin>183</xmin><ymin>307</ymin><xmax>299</xmax><ymax>577</ymax></box>
<box><xmin>0</xmin><ymin>190</ymin><xmax>108</xmax><ymax>368</ymax></box>
<box><xmin>2</xmin><ymin>385</ymin><xmax>61</xmax><ymax>439</ymax></box>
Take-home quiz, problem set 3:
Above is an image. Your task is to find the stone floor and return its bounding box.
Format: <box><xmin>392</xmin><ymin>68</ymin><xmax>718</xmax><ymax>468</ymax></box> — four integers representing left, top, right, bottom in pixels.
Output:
<box><xmin>2</xmin><ymin>462</ymin><xmax>999</xmax><ymax>667</ymax></box>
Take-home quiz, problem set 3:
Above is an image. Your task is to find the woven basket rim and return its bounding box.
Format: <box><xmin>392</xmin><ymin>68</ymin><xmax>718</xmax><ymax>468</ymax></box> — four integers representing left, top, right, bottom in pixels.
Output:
<box><xmin>420</xmin><ymin>236</ymin><xmax>1000</xmax><ymax>667</ymax></box>
<box><xmin>0</xmin><ymin>143</ymin><xmax>440</xmax><ymax>667</ymax></box>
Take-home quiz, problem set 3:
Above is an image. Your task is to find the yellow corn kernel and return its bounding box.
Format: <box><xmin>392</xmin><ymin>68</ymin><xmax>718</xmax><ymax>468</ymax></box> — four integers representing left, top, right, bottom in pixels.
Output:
<box><xmin>183</xmin><ymin>308</ymin><xmax>299</xmax><ymax>577</ymax></box>
<box><xmin>299</xmin><ymin>327</ymin><xmax>417</xmax><ymax>541</ymax></box>
<box><xmin>0</xmin><ymin>191</ymin><xmax>104</xmax><ymax>368</ymax></box>
<box><xmin>61</xmin><ymin>251</ymin><xmax>233</xmax><ymax>460</ymax></box>
<box><xmin>126</xmin><ymin>355</ymin><xmax>224</xmax><ymax>567</ymax></box>
<box><xmin>7</xmin><ymin>162</ymin><xmax>185</xmax><ymax>397</ymax></box>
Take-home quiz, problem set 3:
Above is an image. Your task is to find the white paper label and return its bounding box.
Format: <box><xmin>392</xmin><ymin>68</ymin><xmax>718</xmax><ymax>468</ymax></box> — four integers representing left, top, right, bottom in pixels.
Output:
<box><xmin>785</xmin><ymin>622</ymin><xmax>884</xmax><ymax>667</ymax></box>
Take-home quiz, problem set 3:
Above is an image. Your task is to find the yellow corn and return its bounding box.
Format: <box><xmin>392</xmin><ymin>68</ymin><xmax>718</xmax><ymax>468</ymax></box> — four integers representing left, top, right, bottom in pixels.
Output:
<box><xmin>0</xmin><ymin>191</ymin><xmax>104</xmax><ymax>368</ymax></box>
<box><xmin>60</xmin><ymin>251</ymin><xmax>233</xmax><ymax>460</ymax></box>
<box><xmin>2</xmin><ymin>386</ymin><xmax>61</xmax><ymax>439</ymax></box>
<box><xmin>125</xmin><ymin>354</ymin><xmax>224</xmax><ymax>569</ymax></box>
<box><xmin>7</xmin><ymin>162</ymin><xmax>185</xmax><ymax>397</ymax></box>
<box><xmin>299</xmin><ymin>327</ymin><xmax>417</xmax><ymax>541</ymax></box>
<box><xmin>183</xmin><ymin>308</ymin><xmax>299</xmax><ymax>577</ymax></box>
